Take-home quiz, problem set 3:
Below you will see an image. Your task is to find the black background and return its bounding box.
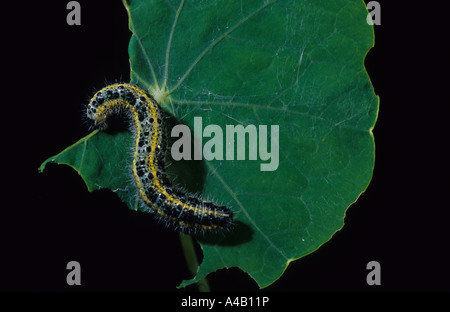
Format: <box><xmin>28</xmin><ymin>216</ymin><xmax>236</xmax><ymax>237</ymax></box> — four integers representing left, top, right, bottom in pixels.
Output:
<box><xmin>1</xmin><ymin>0</ymin><xmax>449</xmax><ymax>295</ymax></box>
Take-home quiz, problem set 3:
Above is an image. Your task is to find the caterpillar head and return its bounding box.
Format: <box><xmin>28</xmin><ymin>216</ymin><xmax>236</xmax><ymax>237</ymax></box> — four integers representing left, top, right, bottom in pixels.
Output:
<box><xmin>86</xmin><ymin>94</ymin><xmax>109</xmax><ymax>130</ymax></box>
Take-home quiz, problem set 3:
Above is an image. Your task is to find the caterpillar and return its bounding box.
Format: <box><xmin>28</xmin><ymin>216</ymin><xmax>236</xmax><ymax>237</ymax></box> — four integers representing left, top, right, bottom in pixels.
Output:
<box><xmin>86</xmin><ymin>83</ymin><xmax>233</xmax><ymax>234</ymax></box>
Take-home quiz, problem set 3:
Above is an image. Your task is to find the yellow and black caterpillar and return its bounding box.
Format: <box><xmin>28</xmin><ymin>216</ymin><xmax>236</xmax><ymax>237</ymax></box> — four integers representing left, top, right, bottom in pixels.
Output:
<box><xmin>86</xmin><ymin>83</ymin><xmax>233</xmax><ymax>233</ymax></box>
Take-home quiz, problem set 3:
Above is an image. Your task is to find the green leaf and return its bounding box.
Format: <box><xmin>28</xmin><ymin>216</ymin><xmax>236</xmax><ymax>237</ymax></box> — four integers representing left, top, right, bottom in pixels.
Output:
<box><xmin>40</xmin><ymin>130</ymin><xmax>139</xmax><ymax>210</ymax></box>
<box><xmin>41</xmin><ymin>0</ymin><xmax>378</xmax><ymax>289</ymax></box>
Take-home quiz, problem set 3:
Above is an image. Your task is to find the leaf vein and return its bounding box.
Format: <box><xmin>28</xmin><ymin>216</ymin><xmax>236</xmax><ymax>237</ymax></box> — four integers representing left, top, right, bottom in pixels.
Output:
<box><xmin>205</xmin><ymin>161</ymin><xmax>289</xmax><ymax>261</ymax></box>
<box><xmin>124</xmin><ymin>0</ymin><xmax>160</xmax><ymax>89</ymax></box>
<box><xmin>162</xmin><ymin>0</ymin><xmax>185</xmax><ymax>91</ymax></box>
<box><xmin>168</xmin><ymin>0</ymin><xmax>279</xmax><ymax>95</ymax></box>
<box><xmin>172</xmin><ymin>99</ymin><xmax>367</xmax><ymax>131</ymax></box>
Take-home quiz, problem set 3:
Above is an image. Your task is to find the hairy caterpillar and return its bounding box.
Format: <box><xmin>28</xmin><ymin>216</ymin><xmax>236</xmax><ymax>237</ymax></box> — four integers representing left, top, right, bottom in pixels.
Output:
<box><xmin>86</xmin><ymin>83</ymin><xmax>233</xmax><ymax>234</ymax></box>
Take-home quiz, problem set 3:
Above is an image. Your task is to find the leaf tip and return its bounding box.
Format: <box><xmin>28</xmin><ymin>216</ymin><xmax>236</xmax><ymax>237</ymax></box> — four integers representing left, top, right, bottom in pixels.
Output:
<box><xmin>39</xmin><ymin>157</ymin><xmax>56</xmax><ymax>174</ymax></box>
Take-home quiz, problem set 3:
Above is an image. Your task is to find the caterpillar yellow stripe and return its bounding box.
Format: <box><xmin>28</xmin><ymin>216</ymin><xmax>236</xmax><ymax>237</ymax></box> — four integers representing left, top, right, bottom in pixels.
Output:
<box><xmin>86</xmin><ymin>83</ymin><xmax>233</xmax><ymax>234</ymax></box>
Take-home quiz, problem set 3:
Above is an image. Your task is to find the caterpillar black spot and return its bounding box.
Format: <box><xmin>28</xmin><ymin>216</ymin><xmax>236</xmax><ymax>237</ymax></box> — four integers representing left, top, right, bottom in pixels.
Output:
<box><xmin>86</xmin><ymin>83</ymin><xmax>233</xmax><ymax>234</ymax></box>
